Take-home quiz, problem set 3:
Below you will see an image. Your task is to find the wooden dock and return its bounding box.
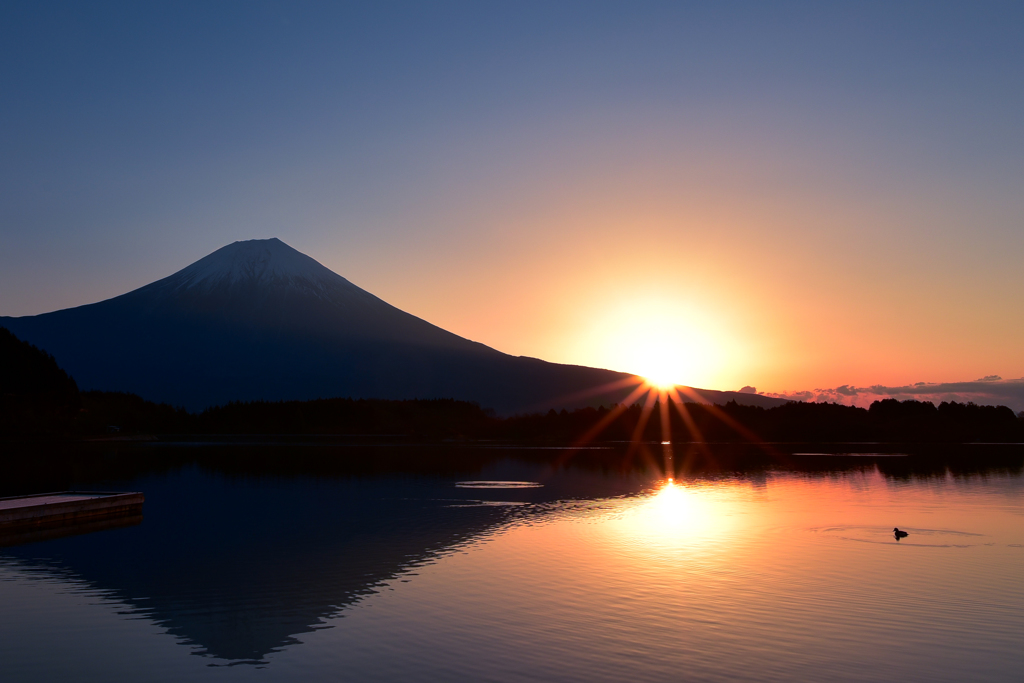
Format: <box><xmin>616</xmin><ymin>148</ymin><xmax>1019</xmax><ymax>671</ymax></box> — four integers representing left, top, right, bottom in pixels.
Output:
<box><xmin>0</xmin><ymin>491</ymin><xmax>144</xmax><ymax>532</ymax></box>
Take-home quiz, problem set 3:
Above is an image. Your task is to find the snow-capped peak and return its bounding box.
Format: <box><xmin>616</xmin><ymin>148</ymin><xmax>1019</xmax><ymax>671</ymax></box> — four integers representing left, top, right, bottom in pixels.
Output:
<box><xmin>165</xmin><ymin>238</ymin><xmax>363</xmax><ymax>299</ymax></box>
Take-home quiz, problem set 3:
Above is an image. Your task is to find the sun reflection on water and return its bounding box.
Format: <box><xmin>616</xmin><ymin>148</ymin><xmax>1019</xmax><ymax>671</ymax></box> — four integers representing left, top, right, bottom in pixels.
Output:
<box><xmin>607</xmin><ymin>478</ymin><xmax>737</xmax><ymax>553</ymax></box>
<box><xmin>649</xmin><ymin>479</ymin><xmax>693</xmax><ymax>528</ymax></box>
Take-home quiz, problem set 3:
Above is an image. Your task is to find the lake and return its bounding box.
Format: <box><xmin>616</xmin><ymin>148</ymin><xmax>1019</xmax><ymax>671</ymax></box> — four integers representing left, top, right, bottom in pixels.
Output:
<box><xmin>1</xmin><ymin>443</ymin><xmax>1022</xmax><ymax>682</ymax></box>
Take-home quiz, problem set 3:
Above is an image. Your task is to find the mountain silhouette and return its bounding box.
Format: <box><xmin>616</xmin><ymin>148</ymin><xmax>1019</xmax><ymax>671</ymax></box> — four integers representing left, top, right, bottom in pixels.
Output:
<box><xmin>1</xmin><ymin>238</ymin><xmax>784</xmax><ymax>413</ymax></box>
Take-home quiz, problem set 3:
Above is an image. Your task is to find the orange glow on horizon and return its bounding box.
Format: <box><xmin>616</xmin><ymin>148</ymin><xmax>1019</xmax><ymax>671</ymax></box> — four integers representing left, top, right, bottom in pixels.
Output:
<box><xmin>309</xmin><ymin>116</ymin><xmax>1024</xmax><ymax>398</ymax></box>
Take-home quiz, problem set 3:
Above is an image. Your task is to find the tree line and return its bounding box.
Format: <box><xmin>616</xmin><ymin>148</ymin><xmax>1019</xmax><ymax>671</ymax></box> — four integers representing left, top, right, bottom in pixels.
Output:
<box><xmin>3</xmin><ymin>326</ymin><xmax>1023</xmax><ymax>443</ymax></box>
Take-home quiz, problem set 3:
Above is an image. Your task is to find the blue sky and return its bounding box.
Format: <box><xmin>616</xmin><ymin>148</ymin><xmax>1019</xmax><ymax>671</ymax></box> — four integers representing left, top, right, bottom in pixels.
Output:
<box><xmin>3</xmin><ymin>1</ymin><xmax>1023</xmax><ymax>398</ymax></box>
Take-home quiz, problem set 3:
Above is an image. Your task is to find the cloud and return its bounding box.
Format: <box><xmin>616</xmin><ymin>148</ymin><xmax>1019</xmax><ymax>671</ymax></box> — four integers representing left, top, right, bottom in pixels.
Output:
<box><xmin>765</xmin><ymin>377</ymin><xmax>1024</xmax><ymax>413</ymax></box>
<box><xmin>737</xmin><ymin>385</ymin><xmax>757</xmax><ymax>394</ymax></box>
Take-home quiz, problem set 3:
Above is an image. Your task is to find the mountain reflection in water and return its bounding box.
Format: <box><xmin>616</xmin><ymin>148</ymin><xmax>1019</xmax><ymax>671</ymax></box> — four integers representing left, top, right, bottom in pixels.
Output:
<box><xmin>1</xmin><ymin>443</ymin><xmax>1022</xmax><ymax>682</ymax></box>
<box><xmin>0</xmin><ymin>445</ymin><xmax>652</xmax><ymax>664</ymax></box>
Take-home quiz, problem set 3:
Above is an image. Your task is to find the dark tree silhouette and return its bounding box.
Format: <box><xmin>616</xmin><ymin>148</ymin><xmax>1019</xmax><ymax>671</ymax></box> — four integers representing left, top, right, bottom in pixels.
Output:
<box><xmin>1</xmin><ymin>326</ymin><xmax>80</xmax><ymax>435</ymax></box>
<box><xmin>3</xmin><ymin>326</ymin><xmax>1023</xmax><ymax>446</ymax></box>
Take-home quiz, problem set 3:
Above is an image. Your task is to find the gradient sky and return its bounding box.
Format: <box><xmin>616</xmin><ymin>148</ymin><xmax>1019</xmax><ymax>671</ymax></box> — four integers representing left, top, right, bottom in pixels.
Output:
<box><xmin>2</xmin><ymin>1</ymin><xmax>1023</xmax><ymax>401</ymax></box>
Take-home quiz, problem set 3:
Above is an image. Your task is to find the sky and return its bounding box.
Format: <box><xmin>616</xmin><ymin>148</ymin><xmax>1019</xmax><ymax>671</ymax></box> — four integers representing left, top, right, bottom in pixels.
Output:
<box><xmin>2</xmin><ymin>1</ymin><xmax>1023</xmax><ymax>408</ymax></box>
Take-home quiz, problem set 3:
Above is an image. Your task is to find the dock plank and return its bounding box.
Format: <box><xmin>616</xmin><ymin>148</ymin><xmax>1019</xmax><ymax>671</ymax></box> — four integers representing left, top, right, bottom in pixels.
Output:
<box><xmin>0</xmin><ymin>494</ymin><xmax>106</xmax><ymax>511</ymax></box>
<box><xmin>0</xmin><ymin>492</ymin><xmax>145</xmax><ymax>533</ymax></box>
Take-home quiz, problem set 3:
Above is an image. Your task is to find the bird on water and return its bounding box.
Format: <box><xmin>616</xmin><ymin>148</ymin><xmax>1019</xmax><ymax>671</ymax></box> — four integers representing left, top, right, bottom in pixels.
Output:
<box><xmin>893</xmin><ymin>528</ymin><xmax>909</xmax><ymax>539</ymax></box>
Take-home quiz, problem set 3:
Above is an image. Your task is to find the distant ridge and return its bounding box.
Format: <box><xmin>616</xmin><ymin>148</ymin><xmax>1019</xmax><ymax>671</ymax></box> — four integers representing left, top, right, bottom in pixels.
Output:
<box><xmin>1</xmin><ymin>238</ymin><xmax>786</xmax><ymax>413</ymax></box>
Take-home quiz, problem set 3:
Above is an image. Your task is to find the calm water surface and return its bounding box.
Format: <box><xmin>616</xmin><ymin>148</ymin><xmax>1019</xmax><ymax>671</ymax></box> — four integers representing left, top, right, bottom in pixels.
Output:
<box><xmin>1</xmin><ymin>445</ymin><xmax>1022</xmax><ymax>682</ymax></box>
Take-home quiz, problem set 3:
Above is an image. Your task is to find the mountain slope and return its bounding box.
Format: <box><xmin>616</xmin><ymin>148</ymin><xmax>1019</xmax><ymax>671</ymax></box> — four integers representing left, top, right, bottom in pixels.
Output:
<box><xmin>1</xmin><ymin>239</ymin><xmax>785</xmax><ymax>413</ymax></box>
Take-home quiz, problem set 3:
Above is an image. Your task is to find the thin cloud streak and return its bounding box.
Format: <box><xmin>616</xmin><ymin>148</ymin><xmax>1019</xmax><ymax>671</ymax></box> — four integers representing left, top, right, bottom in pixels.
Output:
<box><xmin>766</xmin><ymin>377</ymin><xmax>1024</xmax><ymax>412</ymax></box>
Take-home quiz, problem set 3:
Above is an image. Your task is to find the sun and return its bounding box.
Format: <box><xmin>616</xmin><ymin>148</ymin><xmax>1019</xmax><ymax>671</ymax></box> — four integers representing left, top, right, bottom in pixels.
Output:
<box><xmin>630</xmin><ymin>337</ymin><xmax>694</xmax><ymax>390</ymax></box>
<box><xmin>643</xmin><ymin>370</ymin><xmax>682</xmax><ymax>391</ymax></box>
<box><xmin>578</xmin><ymin>297</ymin><xmax>733</xmax><ymax>391</ymax></box>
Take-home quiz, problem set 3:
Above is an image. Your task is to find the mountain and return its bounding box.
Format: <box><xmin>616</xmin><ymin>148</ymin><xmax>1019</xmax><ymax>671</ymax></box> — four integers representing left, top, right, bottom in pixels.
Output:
<box><xmin>1</xmin><ymin>238</ymin><xmax>785</xmax><ymax>413</ymax></box>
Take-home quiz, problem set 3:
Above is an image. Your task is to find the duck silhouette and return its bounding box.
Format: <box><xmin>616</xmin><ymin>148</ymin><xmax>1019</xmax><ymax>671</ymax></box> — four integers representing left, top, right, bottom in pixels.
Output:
<box><xmin>893</xmin><ymin>527</ymin><xmax>909</xmax><ymax>539</ymax></box>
